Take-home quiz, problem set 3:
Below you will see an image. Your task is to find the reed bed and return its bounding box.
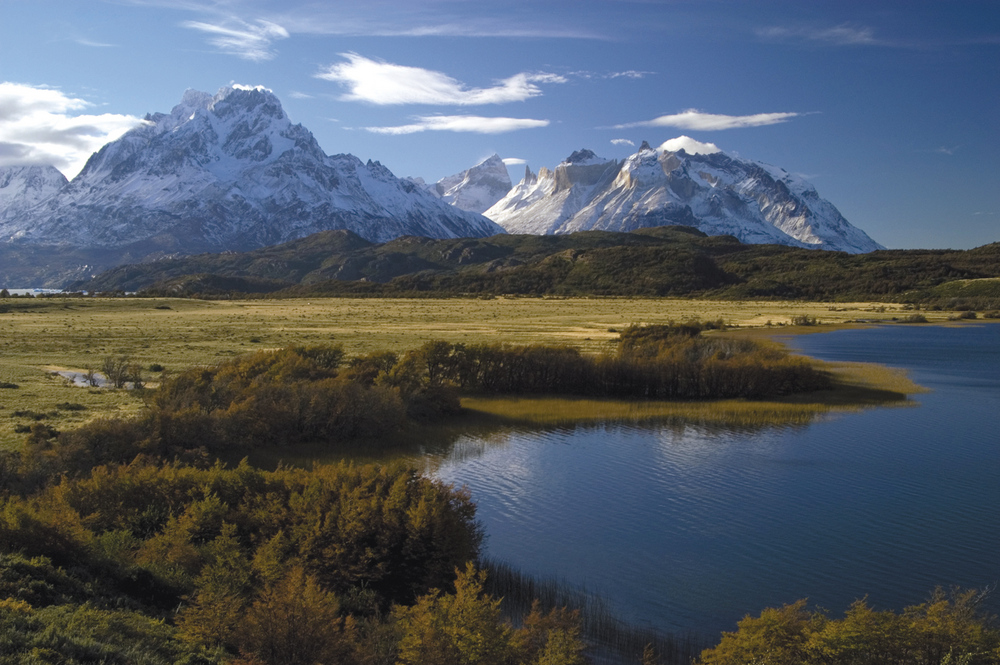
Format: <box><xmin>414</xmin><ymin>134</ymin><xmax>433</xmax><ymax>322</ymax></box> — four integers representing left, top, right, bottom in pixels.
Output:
<box><xmin>482</xmin><ymin>557</ymin><xmax>708</xmax><ymax>665</ymax></box>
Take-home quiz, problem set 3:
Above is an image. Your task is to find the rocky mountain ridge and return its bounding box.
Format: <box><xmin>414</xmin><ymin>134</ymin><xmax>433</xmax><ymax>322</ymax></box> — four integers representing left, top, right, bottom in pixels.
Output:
<box><xmin>415</xmin><ymin>154</ymin><xmax>513</xmax><ymax>214</ymax></box>
<box><xmin>484</xmin><ymin>137</ymin><xmax>883</xmax><ymax>253</ymax></box>
<box><xmin>0</xmin><ymin>85</ymin><xmax>503</xmax><ymax>285</ymax></box>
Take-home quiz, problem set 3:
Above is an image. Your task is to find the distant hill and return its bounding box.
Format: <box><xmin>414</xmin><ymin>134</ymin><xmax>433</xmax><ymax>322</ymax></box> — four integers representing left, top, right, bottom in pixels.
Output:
<box><xmin>74</xmin><ymin>227</ymin><xmax>1000</xmax><ymax>306</ymax></box>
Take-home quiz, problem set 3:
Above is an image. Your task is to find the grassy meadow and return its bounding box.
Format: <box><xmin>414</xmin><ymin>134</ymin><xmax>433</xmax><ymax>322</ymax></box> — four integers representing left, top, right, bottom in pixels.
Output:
<box><xmin>0</xmin><ymin>296</ymin><xmax>943</xmax><ymax>448</ymax></box>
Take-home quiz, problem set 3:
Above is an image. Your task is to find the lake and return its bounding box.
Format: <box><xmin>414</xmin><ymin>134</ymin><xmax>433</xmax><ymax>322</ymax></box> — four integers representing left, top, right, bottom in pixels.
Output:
<box><xmin>423</xmin><ymin>323</ymin><xmax>1000</xmax><ymax>638</ymax></box>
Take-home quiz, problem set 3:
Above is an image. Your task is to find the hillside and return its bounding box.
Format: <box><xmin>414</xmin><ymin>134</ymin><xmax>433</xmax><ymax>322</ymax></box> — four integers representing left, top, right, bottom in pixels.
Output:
<box><xmin>74</xmin><ymin>228</ymin><xmax>1000</xmax><ymax>305</ymax></box>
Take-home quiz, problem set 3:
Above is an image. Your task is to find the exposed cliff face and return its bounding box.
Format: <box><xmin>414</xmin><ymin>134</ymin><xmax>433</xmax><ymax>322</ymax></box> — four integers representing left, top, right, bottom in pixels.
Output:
<box><xmin>485</xmin><ymin>137</ymin><xmax>883</xmax><ymax>253</ymax></box>
<box><xmin>0</xmin><ymin>86</ymin><xmax>504</xmax><ymax>285</ymax></box>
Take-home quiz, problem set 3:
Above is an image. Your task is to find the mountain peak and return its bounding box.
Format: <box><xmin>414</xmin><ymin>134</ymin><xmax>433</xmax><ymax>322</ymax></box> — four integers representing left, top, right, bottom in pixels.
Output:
<box><xmin>564</xmin><ymin>149</ymin><xmax>605</xmax><ymax>165</ymax></box>
<box><xmin>0</xmin><ymin>85</ymin><xmax>504</xmax><ymax>285</ymax></box>
<box><xmin>209</xmin><ymin>85</ymin><xmax>284</xmax><ymax>121</ymax></box>
<box><xmin>0</xmin><ymin>165</ymin><xmax>68</xmax><ymax>223</ymax></box>
<box><xmin>180</xmin><ymin>88</ymin><xmax>213</xmax><ymax>111</ymax></box>
<box><xmin>485</xmin><ymin>139</ymin><xmax>883</xmax><ymax>253</ymax></box>
<box><xmin>429</xmin><ymin>154</ymin><xmax>514</xmax><ymax>214</ymax></box>
<box><xmin>479</xmin><ymin>154</ymin><xmax>505</xmax><ymax>167</ymax></box>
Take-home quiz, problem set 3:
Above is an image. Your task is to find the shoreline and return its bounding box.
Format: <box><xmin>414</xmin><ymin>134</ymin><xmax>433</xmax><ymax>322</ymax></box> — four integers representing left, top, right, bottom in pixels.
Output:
<box><xmin>1</xmin><ymin>296</ymin><xmax>977</xmax><ymax>448</ymax></box>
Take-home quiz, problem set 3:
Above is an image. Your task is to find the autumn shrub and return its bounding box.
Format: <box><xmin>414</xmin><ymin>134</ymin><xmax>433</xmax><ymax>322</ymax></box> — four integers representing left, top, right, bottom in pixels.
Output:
<box><xmin>396</xmin><ymin>325</ymin><xmax>829</xmax><ymax>401</ymax></box>
<box><xmin>394</xmin><ymin>563</ymin><xmax>586</xmax><ymax>665</ymax></box>
<box><xmin>697</xmin><ymin>590</ymin><xmax>1000</xmax><ymax>665</ymax></box>
<box><xmin>3</xmin><ymin>459</ymin><xmax>482</xmax><ymax>608</ymax></box>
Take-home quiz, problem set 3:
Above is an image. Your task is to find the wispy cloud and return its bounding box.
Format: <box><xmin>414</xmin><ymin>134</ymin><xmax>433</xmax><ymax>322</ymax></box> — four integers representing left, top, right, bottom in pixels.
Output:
<box><xmin>502</xmin><ymin>157</ymin><xmax>527</xmax><ymax>166</ymax></box>
<box><xmin>570</xmin><ymin>70</ymin><xmax>654</xmax><ymax>80</ymax></box>
<box><xmin>288</xmin><ymin>91</ymin><xmax>314</xmax><ymax>100</ymax></box>
<box><xmin>318</xmin><ymin>54</ymin><xmax>565</xmax><ymax>106</ymax></box>
<box><xmin>757</xmin><ymin>24</ymin><xmax>880</xmax><ymax>46</ymax></box>
<box><xmin>614</xmin><ymin>109</ymin><xmax>800</xmax><ymax>131</ymax></box>
<box><xmin>0</xmin><ymin>82</ymin><xmax>145</xmax><ymax>178</ymax></box>
<box><xmin>611</xmin><ymin>138</ymin><xmax>635</xmax><ymax>147</ymax></box>
<box><xmin>272</xmin><ymin>5</ymin><xmax>607</xmax><ymax>40</ymax></box>
<box><xmin>363</xmin><ymin>115</ymin><xmax>549</xmax><ymax>135</ymax></box>
<box><xmin>609</xmin><ymin>70</ymin><xmax>653</xmax><ymax>79</ymax></box>
<box><xmin>936</xmin><ymin>145</ymin><xmax>961</xmax><ymax>155</ymax></box>
<box><xmin>75</xmin><ymin>38</ymin><xmax>116</xmax><ymax>48</ymax></box>
<box><xmin>182</xmin><ymin>18</ymin><xmax>288</xmax><ymax>61</ymax></box>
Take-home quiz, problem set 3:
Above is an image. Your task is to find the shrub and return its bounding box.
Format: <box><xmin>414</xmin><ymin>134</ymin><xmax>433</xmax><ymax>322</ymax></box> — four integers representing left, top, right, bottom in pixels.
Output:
<box><xmin>697</xmin><ymin>589</ymin><xmax>1000</xmax><ymax>665</ymax></box>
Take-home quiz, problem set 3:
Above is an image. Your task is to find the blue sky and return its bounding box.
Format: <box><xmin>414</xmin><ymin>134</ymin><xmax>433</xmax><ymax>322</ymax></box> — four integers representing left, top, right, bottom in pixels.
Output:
<box><xmin>1</xmin><ymin>0</ymin><xmax>997</xmax><ymax>249</ymax></box>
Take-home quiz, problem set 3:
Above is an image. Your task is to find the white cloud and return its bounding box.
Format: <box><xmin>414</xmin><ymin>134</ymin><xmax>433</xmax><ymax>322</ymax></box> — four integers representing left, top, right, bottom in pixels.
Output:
<box><xmin>502</xmin><ymin>157</ymin><xmax>527</xmax><ymax>166</ymax></box>
<box><xmin>615</xmin><ymin>109</ymin><xmax>799</xmax><ymax>131</ymax></box>
<box><xmin>288</xmin><ymin>91</ymin><xmax>314</xmax><ymax>100</ymax></box>
<box><xmin>182</xmin><ymin>18</ymin><xmax>288</xmax><ymax>61</ymax></box>
<box><xmin>75</xmin><ymin>38</ymin><xmax>116</xmax><ymax>48</ymax></box>
<box><xmin>757</xmin><ymin>24</ymin><xmax>879</xmax><ymax>46</ymax></box>
<box><xmin>0</xmin><ymin>83</ymin><xmax>146</xmax><ymax>178</ymax></box>
<box><xmin>364</xmin><ymin>115</ymin><xmax>549</xmax><ymax>135</ymax></box>
<box><xmin>658</xmin><ymin>136</ymin><xmax>720</xmax><ymax>155</ymax></box>
<box><xmin>317</xmin><ymin>54</ymin><xmax>566</xmax><ymax>106</ymax></box>
<box><xmin>608</xmin><ymin>70</ymin><xmax>653</xmax><ymax>79</ymax></box>
<box><xmin>611</xmin><ymin>138</ymin><xmax>635</xmax><ymax>147</ymax></box>
<box><xmin>569</xmin><ymin>70</ymin><xmax>654</xmax><ymax>80</ymax></box>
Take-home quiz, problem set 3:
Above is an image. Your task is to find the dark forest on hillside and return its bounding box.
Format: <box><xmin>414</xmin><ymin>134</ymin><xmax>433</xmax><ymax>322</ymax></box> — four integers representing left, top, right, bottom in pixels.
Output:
<box><xmin>71</xmin><ymin>227</ymin><xmax>1000</xmax><ymax>309</ymax></box>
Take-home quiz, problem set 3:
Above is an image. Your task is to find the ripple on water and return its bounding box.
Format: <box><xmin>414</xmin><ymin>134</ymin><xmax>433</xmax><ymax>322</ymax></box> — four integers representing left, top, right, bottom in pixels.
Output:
<box><xmin>431</xmin><ymin>325</ymin><xmax>1000</xmax><ymax>635</ymax></box>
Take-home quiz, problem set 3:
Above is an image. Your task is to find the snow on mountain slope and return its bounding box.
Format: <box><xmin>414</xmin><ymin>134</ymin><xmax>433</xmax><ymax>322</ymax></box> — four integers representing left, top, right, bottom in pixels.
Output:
<box><xmin>0</xmin><ymin>166</ymin><xmax>67</xmax><ymax>235</ymax></box>
<box><xmin>485</xmin><ymin>137</ymin><xmax>883</xmax><ymax>253</ymax></box>
<box><xmin>0</xmin><ymin>86</ymin><xmax>503</xmax><ymax>255</ymax></box>
<box><xmin>417</xmin><ymin>154</ymin><xmax>513</xmax><ymax>214</ymax></box>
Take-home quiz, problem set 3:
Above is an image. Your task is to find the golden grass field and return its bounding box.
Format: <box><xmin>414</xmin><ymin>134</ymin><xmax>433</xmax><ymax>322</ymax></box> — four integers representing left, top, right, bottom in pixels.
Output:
<box><xmin>0</xmin><ymin>296</ymin><xmax>948</xmax><ymax>448</ymax></box>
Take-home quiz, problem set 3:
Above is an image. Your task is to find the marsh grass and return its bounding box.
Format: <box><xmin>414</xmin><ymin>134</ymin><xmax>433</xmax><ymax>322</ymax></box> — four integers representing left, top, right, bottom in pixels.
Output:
<box><xmin>0</xmin><ymin>297</ymin><xmax>936</xmax><ymax>447</ymax></box>
<box><xmin>482</xmin><ymin>558</ymin><xmax>707</xmax><ymax>665</ymax></box>
<box><xmin>460</xmin><ymin>360</ymin><xmax>921</xmax><ymax>429</ymax></box>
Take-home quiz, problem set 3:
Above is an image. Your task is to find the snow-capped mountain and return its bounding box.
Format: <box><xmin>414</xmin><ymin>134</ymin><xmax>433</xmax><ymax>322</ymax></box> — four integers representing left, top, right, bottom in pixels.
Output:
<box><xmin>485</xmin><ymin>137</ymin><xmax>883</xmax><ymax>253</ymax></box>
<box><xmin>0</xmin><ymin>165</ymin><xmax>67</xmax><ymax>224</ymax></box>
<box><xmin>0</xmin><ymin>86</ymin><xmax>503</xmax><ymax>256</ymax></box>
<box><xmin>425</xmin><ymin>154</ymin><xmax>513</xmax><ymax>214</ymax></box>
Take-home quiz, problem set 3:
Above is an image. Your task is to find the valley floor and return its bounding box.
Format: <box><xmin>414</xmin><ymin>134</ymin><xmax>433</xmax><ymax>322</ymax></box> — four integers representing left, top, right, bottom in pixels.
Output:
<box><xmin>0</xmin><ymin>296</ymin><xmax>947</xmax><ymax>448</ymax></box>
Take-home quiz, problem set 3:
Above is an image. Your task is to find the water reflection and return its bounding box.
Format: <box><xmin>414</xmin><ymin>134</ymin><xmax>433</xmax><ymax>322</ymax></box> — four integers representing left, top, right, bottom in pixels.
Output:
<box><xmin>245</xmin><ymin>324</ymin><xmax>998</xmax><ymax>638</ymax></box>
<box><xmin>429</xmin><ymin>325</ymin><xmax>1000</xmax><ymax>636</ymax></box>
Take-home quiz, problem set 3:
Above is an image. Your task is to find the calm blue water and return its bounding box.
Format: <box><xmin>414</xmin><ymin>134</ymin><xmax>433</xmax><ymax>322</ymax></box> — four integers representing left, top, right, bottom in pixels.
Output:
<box><xmin>429</xmin><ymin>324</ymin><xmax>1000</xmax><ymax>637</ymax></box>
